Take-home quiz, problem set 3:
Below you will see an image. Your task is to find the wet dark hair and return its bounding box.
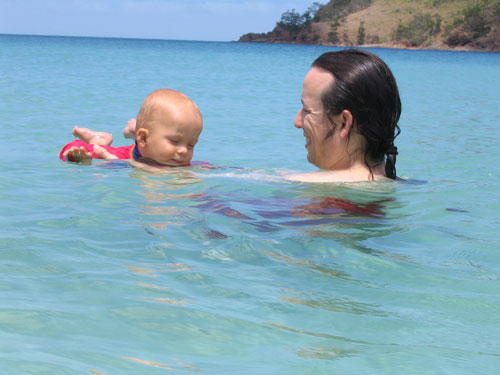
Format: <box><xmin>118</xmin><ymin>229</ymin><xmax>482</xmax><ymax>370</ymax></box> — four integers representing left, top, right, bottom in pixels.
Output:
<box><xmin>312</xmin><ymin>49</ymin><xmax>401</xmax><ymax>179</ymax></box>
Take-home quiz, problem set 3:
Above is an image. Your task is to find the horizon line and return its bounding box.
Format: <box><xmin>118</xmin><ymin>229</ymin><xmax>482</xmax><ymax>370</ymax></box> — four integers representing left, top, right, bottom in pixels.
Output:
<box><xmin>0</xmin><ymin>32</ymin><xmax>236</xmax><ymax>44</ymax></box>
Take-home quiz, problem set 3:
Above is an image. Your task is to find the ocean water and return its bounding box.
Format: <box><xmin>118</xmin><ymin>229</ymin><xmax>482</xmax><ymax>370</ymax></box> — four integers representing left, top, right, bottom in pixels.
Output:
<box><xmin>1</xmin><ymin>34</ymin><xmax>499</xmax><ymax>374</ymax></box>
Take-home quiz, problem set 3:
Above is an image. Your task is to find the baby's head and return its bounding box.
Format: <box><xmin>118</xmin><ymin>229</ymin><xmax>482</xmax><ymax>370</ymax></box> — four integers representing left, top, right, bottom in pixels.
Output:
<box><xmin>135</xmin><ymin>89</ymin><xmax>203</xmax><ymax>166</ymax></box>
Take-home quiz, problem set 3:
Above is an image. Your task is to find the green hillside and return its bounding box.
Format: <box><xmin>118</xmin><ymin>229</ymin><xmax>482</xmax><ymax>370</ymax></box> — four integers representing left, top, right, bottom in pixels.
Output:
<box><xmin>239</xmin><ymin>0</ymin><xmax>499</xmax><ymax>52</ymax></box>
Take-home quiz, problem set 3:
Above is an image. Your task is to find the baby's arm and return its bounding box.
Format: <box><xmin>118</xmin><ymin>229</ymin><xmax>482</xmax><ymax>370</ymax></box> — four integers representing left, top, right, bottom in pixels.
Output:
<box><xmin>61</xmin><ymin>145</ymin><xmax>118</xmax><ymax>163</ymax></box>
<box><xmin>93</xmin><ymin>145</ymin><xmax>118</xmax><ymax>160</ymax></box>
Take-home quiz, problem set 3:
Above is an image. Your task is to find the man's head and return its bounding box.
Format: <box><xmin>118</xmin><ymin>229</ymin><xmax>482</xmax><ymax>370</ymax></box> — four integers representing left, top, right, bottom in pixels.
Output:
<box><xmin>295</xmin><ymin>49</ymin><xmax>401</xmax><ymax>178</ymax></box>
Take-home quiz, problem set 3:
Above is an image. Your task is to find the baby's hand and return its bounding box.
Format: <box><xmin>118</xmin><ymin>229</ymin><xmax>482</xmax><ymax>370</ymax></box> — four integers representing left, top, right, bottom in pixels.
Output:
<box><xmin>93</xmin><ymin>145</ymin><xmax>118</xmax><ymax>160</ymax></box>
<box><xmin>62</xmin><ymin>146</ymin><xmax>93</xmax><ymax>164</ymax></box>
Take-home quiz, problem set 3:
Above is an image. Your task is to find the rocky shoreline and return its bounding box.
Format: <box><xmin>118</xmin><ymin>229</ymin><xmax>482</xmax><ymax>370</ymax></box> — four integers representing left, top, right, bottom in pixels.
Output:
<box><xmin>238</xmin><ymin>35</ymin><xmax>487</xmax><ymax>53</ymax></box>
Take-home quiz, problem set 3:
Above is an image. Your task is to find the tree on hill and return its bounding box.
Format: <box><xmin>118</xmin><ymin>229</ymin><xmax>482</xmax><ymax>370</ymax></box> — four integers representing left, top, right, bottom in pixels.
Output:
<box><xmin>277</xmin><ymin>3</ymin><xmax>324</xmax><ymax>37</ymax></box>
<box><xmin>315</xmin><ymin>0</ymin><xmax>372</xmax><ymax>21</ymax></box>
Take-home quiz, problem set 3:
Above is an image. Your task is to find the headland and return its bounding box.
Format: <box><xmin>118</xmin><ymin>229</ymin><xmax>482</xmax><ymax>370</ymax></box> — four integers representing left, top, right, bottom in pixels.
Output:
<box><xmin>238</xmin><ymin>0</ymin><xmax>499</xmax><ymax>52</ymax></box>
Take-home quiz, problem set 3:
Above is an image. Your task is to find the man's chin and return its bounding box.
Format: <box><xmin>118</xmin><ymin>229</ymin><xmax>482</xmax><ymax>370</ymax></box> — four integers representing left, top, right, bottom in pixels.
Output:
<box><xmin>306</xmin><ymin>154</ymin><xmax>322</xmax><ymax>168</ymax></box>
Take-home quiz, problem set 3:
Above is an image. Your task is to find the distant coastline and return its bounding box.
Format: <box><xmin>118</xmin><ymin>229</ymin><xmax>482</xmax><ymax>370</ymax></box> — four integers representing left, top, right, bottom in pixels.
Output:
<box><xmin>238</xmin><ymin>0</ymin><xmax>499</xmax><ymax>53</ymax></box>
<box><xmin>237</xmin><ymin>37</ymin><xmax>485</xmax><ymax>53</ymax></box>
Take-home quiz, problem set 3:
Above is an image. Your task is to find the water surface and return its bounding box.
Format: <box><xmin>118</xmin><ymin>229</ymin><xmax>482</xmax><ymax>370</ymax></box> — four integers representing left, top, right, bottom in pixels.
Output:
<box><xmin>1</xmin><ymin>34</ymin><xmax>499</xmax><ymax>374</ymax></box>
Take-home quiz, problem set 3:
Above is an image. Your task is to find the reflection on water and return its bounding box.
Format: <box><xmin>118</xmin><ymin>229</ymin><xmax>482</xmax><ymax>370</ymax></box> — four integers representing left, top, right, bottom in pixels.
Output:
<box><xmin>261</xmin><ymin>249</ymin><xmax>351</xmax><ymax>280</ymax></box>
<box><xmin>136</xmin><ymin>282</ymin><xmax>171</xmax><ymax>290</ymax></box>
<box><xmin>297</xmin><ymin>347</ymin><xmax>357</xmax><ymax>360</ymax></box>
<box><xmin>280</xmin><ymin>292</ymin><xmax>388</xmax><ymax>316</ymax></box>
<box><xmin>127</xmin><ymin>167</ymin><xmax>405</xmax><ymax>264</ymax></box>
<box><xmin>120</xmin><ymin>356</ymin><xmax>171</xmax><ymax>370</ymax></box>
<box><xmin>265</xmin><ymin>322</ymin><xmax>369</xmax><ymax>344</ymax></box>
<box><xmin>139</xmin><ymin>297</ymin><xmax>187</xmax><ymax>305</ymax></box>
<box><xmin>127</xmin><ymin>263</ymin><xmax>192</xmax><ymax>277</ymax></box>
<box><xmin>120</xmin><ymin>355</ymin><xmax>200</xmax><ymax>372</ymax></box>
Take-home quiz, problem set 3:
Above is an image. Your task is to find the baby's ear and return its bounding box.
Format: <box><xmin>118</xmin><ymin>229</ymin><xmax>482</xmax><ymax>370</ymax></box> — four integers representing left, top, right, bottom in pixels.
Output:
<box><xmin>136</xmin><ymin>128</ymin><xmax>149</xmax><ymax>147</ymax></box>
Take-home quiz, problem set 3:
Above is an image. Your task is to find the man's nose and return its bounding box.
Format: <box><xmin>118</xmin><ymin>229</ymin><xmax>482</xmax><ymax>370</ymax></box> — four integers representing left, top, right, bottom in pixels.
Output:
<box><xmin>294</xmin><ymin>109</ymin><xmax>303</xmax><ymax>128</ymax></box>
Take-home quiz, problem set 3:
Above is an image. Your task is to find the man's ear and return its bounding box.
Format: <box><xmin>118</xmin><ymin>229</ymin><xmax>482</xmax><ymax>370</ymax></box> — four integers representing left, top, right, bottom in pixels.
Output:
<box><xmin>136</xmin><ymin>128</ymin><xmax>149</xmax><ymax>147</ymax></box>
<box><xmin>339</xmin><ymin>110</ymin><xmax>354</xmax><ymax>139</ymax></box>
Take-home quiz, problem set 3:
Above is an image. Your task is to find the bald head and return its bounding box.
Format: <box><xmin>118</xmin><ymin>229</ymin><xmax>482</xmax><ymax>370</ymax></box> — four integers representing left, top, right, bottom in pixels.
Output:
<box><xmin>136</xmin><ymin>89</ymin><xmax>202</xmax><ymax>132</ymax></box>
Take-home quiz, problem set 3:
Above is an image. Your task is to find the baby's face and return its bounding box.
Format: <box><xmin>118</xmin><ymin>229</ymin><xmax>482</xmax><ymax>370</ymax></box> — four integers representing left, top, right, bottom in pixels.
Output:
<box><xmin>140</xmin><ymin>111</ymin><xmax>202</xmax><ymax>166</ymax></box>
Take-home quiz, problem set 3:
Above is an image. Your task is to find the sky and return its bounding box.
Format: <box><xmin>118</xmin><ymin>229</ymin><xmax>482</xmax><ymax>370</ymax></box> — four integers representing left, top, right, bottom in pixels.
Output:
<box><xmin>0</xmin><ymin>0</ymin><xmax>318</xmax><ymax>42</ymax></box>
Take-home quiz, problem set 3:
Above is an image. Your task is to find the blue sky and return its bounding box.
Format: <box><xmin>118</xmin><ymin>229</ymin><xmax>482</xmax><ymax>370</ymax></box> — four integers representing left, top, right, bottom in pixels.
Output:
<box><xmin>0</xmin><ymin>0</ymin><xmax>318</xmax><ymax>41</ymax></box>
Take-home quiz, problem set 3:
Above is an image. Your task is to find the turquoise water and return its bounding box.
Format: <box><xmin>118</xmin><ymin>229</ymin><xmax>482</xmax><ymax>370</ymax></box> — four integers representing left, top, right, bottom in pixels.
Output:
<box><xmin>1</xmin><ymin>34</ymin><xmax>499</xmax><ymax>374</ymax></box>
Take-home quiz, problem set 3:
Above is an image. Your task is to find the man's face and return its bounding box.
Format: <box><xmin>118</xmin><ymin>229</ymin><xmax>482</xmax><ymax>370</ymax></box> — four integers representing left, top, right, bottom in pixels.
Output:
<box><xmin>294</xmin><ymin>67</ymin><xmax>338</xmax><ymax>169</ymax></box>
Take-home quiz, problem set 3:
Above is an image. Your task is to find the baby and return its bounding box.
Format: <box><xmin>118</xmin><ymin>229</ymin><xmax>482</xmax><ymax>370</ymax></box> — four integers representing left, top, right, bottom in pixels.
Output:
<box><xmin>60</xmin><ymin>89</ymin><xmax>203</xmax><ymax>167</ymax></box>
